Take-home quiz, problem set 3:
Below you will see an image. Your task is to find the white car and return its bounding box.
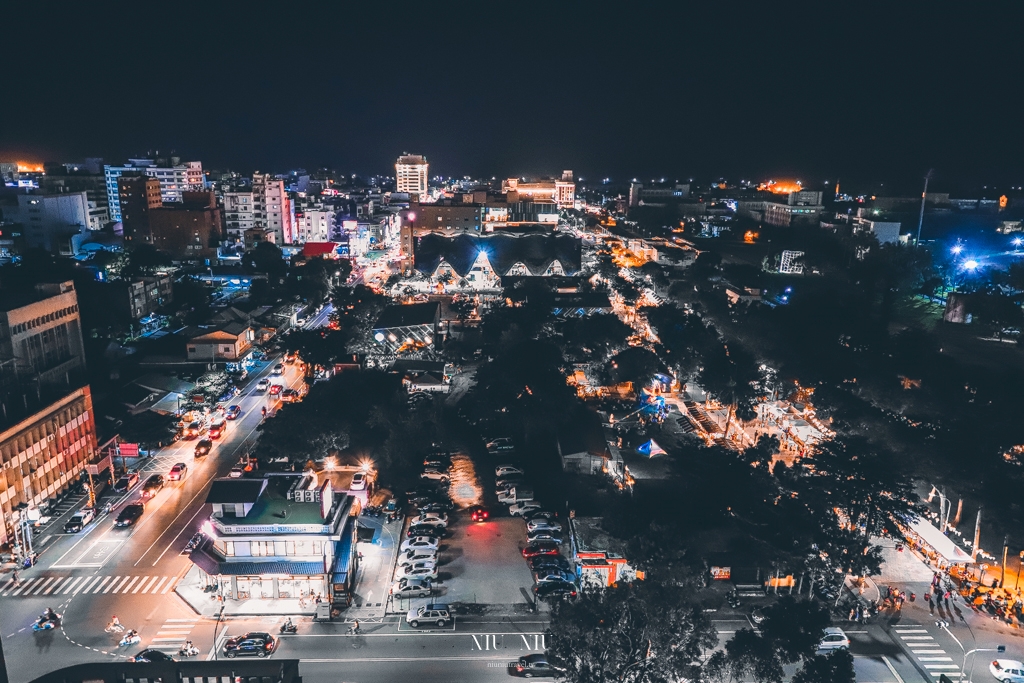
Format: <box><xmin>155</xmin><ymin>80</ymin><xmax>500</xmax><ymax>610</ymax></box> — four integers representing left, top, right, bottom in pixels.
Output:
<box><xmin>527</xmin><ymin>531</ymin><xmax>563</xmax><ymax>544</ymax></box>
<box><xmin>256</xmin><ymin>379</ymin><xmax>270</xmax><ymax>391</ymax></box>
<box><xmin>272</xmin><ymin>363</ymin><xmax>285</xmax><ymax>375</ymax></box>
<box><xmin>350</xmin><ymin>472</ymin><xmax>367</xmax><ymax>491</ymax></box>
<box><xmin>817</xmin><ymin>627</ymin><xmax>849</xmax><ymax>651</ymax></box>
<box><xmin>391</xmin><ymin>577</ymin><xmax>432</xmax><ymax>599</ymax></box>
<box><xmin>526</xmin><ymin>519</ymin><xmax>563</xmax><ymax>534</ymax></box>
<box><xmin>486</xmin><ymin>437</ymin><xmax>514</xmax><ymax>453</ymax></box>
<box><xmin>991</xmin><ymin>660</ymin><xmax>1024</xmax><ymax>682</ymax></box>
<box><xmin>400</xmin><ymin>536</ymin><xmax>440</xmax><ymax>553</ymax></box>
<box><xmin>495</xmin><ymin>465</ymin><xmax>524</xmax><ymax>477</ymax></box>
<box><xmin>405</xmin><ymin>603</ymin><xmax>452</xmax><ymax>628</ymax></box>
<box><xmin>398</xmin><ymin>549</ymin><xmax>438</xmax><ymax>567</ymax></box>
<box><xmin>509</xmin><ymin>501</ymin><xmax>542</xmax><ymax>517</ymax></box>
<box><xmin>410</xmin><ymin>512</ymin><xmax>448</xmax><ymax>528</ymax></box>
<box><xmin>420</xmin><ymin>469</ymin><xmax>449</xmax><ymax>482</ymax></box>
<box><xmin>397</xmin><ymin>561</ymin><xmax>439</xmax><ymax>581</ymax></box>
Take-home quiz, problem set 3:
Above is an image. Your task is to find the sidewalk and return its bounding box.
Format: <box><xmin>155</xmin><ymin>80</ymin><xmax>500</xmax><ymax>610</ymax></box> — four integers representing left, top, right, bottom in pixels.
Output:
<box><xmin>348</xmin><ymin>512</ymin><xmax>403</xmax><ymax>617</ymax></box>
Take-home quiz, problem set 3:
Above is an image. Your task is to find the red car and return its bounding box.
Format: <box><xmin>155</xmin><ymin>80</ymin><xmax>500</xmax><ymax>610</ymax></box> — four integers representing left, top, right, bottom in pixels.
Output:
<box><xmin>522</xmin><ymin>541</ymin><xmax>560</xmax><ymax>558</ymax></box>
<box><xmin>269</xmin><ymin>384</ymin><xmax>283</xmax><ymax>396</ymax></box>
<box><xmin>167</xmin><ymin>463</ymin><xmax>188</xmax><ymax>481</ymax></box>
<box><xmin>469</xmin><ymin>505</ymin><xmax>489</xmax><ymax>522</ymax></box>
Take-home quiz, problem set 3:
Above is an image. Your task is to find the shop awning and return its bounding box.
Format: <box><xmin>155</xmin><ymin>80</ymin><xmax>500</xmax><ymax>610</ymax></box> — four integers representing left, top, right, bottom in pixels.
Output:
<box><xmin>331</xmin><ymin>533</ymin><xmax>355</xmax><ymax>585</ymax></box>
<box><xmin>909</xmin><ymin>518</ymin><xmax>973</xmax><ymax>563</ymax></box>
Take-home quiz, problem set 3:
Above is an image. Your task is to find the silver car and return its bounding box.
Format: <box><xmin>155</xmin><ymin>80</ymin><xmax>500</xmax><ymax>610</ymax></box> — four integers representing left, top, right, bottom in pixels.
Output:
<box><xmin>391</xmin><ymin>577</ymin><xmax>432</xmax><ymax>599</ymax></box>
<box><xmin>398</xmin><ymin>548</ymin><xmax>438</xmax><ymax>567</ymax></box>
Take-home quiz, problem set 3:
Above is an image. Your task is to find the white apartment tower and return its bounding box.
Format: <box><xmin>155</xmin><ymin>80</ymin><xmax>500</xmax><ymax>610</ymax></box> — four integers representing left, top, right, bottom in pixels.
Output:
<box><xmin>252</xmin><ymin>173</ymin><xmax>294</xmax><ymax>244</ymax></box>
<box><xmin>395</xmin><ymin>154</ymin><xmax>429</xmax><ymax>199</ymax></box>
<box><xmin>222</xmin><ymin>191</ymin><xmax>255</xmax><ymax>240</ymax></box>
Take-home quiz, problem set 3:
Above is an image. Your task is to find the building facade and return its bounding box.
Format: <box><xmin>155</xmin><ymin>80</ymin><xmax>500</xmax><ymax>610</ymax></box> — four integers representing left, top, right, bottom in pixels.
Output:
<box><xmin>0</xmin><ymin>281</ymin><xmax>86</xmax><ymax>388</ymax></box>
<box><xmin>253</xmin><ymin>173</ymin><xmax>294</xmax><ymax>245</ymax></box>
<box><xmin>104</xmin><ymin>159</ymin><xmax>204</xmax><ymax>222</ymax></box>
<box><xmin>146</xmin><ymin>191</ymin><xmax>222</xmax><ymax>262</ymax></box>
<box><xmin>294</xmin><ymin>209</ymin><xmax>335</xmax><ymax>244</ymax></box>
<box><xmin>395</xmin><ymin>154</ymin><xmax>429</xmax><ymax>199</ymax></box>
<box><xmin>117</xmin><ymin>175</ymin><xmax>163</xmax><ymax>243</ymax></box>
<box><xmin>223</xmin><ymin>191</ymin><xmax>255</xmax><ymax>241</ymax></box>
<box><xmin>5</xmin><ymin>192</ymin><xmax>95</xmax><ymax>254</ymax></box>
<box><xmin>186</xmin><ymin>323</ymin><xmax>253</xmax><ymax>362</ymax></box>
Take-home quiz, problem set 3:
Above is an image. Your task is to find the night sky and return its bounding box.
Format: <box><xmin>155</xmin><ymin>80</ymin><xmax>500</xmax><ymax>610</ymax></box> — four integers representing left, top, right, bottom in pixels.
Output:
<box><xmin>3</xmin><ymin>4</ymin><xmax>1022</xmax><ymax>190</ymax></box>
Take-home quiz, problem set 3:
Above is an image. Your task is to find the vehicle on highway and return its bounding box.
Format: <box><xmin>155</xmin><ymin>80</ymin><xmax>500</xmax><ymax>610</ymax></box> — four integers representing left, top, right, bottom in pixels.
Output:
<box><xmin>509</xmin><ymin>501</ymin><xmax>543</xmax><ymax>517</ymax></box>
<box><xmin>225</xmin><ymin>404</ymin><xmax>242</xmax><ymax>420</ymax></box>
<box><xmin>168</xmin><ymin>463</ymin><xmax>188</xmax><ymax>481</ymax></box>
<box><xmin>495</xmin><ymin>465</ymin><xmax>524</xmax><ymax>477</ymax></box>
<box><xmin>391</xmin><ymin>577</ymin><xmax>432</xmax><ymax>599</ymax></box>
<box><xmin>486</xmin><ymin>437</ymin><xmax>514</xmax><ymax>454</ymax></box>
<box><xmin>113</xmin><ymin>471</ymin><xmax>140</xmax><ymax>492</ymax></box>
<box><xmin>400</xmin><ymin>536</ymin><xmax>440</xmax><ymax>553</ymax></box>
<box><xmin>817</xmin><ymin>627</ymin><xmax>850</xmax><ymax>651</ymax></box>
<box><xmin>269</xmin><ymin>384</ymin><xmax>283</xmax><ymax>396</ymax></box>
<box><xmin>129</xmin><ymin>649</ymin><xmax>176</xmax><ymax>663</ymax></box>
<box><xmin>350</xmin><ymin>471</ymin><xmax>367</xmax><ymax>490</ymax></box>
<box><xmin>208</xmin><ymin>420</ymin><xmax>225</xmax><ymax>439</ymax></box>
<box><xmin>512</xmin><ymin>653</ymin><xmax>561</xmax><ymax>678</ymax></box>
<box><xmin>534</xmin><ymin>580</ymin><xmax>577</xmax><ymax>601</ymax></box>
<box><xmin>410</xmin><ymin>512</ymin><xmax>448</xmax><ymax>528</ymax></box>
<box><xmin>217</xmin><ymin>387</ymin><xmax>240</xmax><ymax>403</ymax></box>
<box><xmin>526</xmin><ymin>519</ymin><xmax>562</xmax><ymax>534</ymax></box>
<box><xmin>407</xmin><ymin>524</ymin><xmax>445</xmax><ymax>538</ymax></box>
<box><xmin>223</xmin><ymin>632</ymin><xmax>276</xmax><ymax>658</ymax></box>
<box><xmin>184</xmin><ymin>421</ymin><xmax>205</xmax><ymax>438</ymax></box>
<box><xmin>272</xmin><ymin>363</ymin><xmax>285</xmax><ymax>375</ymax></box>
<box><xmin>469</xmin><ymin>505</ymin><xmax>489</xmax><ymax>522</ymax></box>
<box><xmin>115</xmin><ymin>503</ymin><xmax>145</xmax><ymax>527</ymax></box>
<box><xmin>420</xmin><ymin>468</ymin><xmax>449</xmax><ymax>482</ymax></box>
<box><xmin>529</xmin><ymin>554</ymin><xmax>571</xmax><ymax>573</ymax></box>
<box><xmin>256</xmin><ymin>379</ymin><xmax>271</xmax><ymax>391</ymax></box>
<box><xmin>194</xmin><ymin>439</ymin><xmax>213</xmax><ymax>457</ymax></box>
<box><xmin>141</xmin><ymin>474</ymin><xmax>164</xmax><ymax>498</ymax></box>
<box><xmin>396</xmin><ymin>561</ymin><xmax>439</xmax><ymax>581</ymax></box>
<box><xmin>990</xmin><ymin>659</ymin><xmax>1024</xmax><ymax>682</ymax></box>
<box><xmin>398</xmin><ymin>549</ymin><xmax>438</xmax><ymax>567</ymax></box>
<box><xmin>281</xmin><ymin>388</ymin><xmax>300</xmax><ymax>402</ymax></box>
<box><xmin>64</xmin><ymin>508</ymin><xmax>95</xmax><ymax>533</ymax></box>
<box><xmin>522</xmin><ymin>541</ymin><xmax>560</xmax><ymax>558</ymax></box>
<box><xmin>406</xmin><ymin>603</ymin><xmax>451</xmax><ymax>628</ymax></box>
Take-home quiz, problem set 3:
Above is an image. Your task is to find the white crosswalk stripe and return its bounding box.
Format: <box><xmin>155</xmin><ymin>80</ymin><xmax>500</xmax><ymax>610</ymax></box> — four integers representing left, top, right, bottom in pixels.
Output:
<box><xmin>147</xmin><ymin>617</ymin><xmax>199</xmax><ymax>650</ymax></box>
<box><xmin>0</xmin><ymin>574</ymin><xmax>181</xmax><ymax>596</ymax></box>
<box><xmin>897</xmin><ymin>626</ymin><xmax>962</xmax><ymax>679</ymax></box>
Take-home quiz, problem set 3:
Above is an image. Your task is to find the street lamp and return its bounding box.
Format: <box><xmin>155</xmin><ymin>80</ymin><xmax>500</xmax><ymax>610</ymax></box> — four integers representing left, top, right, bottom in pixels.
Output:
<box><xmin>936</xmin><ymin>619</ymin><xmax>1004</xmax><ymax>682</ymax></box>
<box><xmin>212</xmin><ymin>605</ymin><xmax>225</xmax><ymax>660</ymax></box>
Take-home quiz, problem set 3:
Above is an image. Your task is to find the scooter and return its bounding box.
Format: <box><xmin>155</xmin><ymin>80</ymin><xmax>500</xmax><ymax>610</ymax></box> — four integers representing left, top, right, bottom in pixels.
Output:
<box><xmin>280</xmin><ymin>619</ymin><xmax>297</xmax><ymax>634</ymax></box>
<box><xmin>32</xmin><ymin>612</ymin><xmax>61</xmax><ymax>631</ymax></box>
<box><xmin>178</xmin><ymin>643</ymin><xmax>200</xmax><ymax>657</ymax></box>
<box><xmin>119</xmin><ymin>632</ymin><xmax>141</xmax><ymax>647</ymax></box>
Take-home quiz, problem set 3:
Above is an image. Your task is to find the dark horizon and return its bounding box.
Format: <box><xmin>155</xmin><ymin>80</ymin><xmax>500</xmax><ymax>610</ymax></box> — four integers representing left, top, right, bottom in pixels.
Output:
<box><xmin>2</xmin><ymin>4</ymin><xmax>1023</xmax><ymax>193</ymax></box>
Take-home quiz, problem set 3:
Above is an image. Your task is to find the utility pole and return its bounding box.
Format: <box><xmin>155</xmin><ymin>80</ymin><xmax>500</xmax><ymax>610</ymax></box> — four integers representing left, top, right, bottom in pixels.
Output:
<box><xmin>1001</xmin><ymin>536</ymin><xmax>1008</xmax><ymax>588</ymax></box>
<box><xmin>972</xmin><ymin>507</ymin><xmax>982</xmax><ymax>562</ymax></box>
<box><xmin>916</xmin><ymin>169</ymin><xmax>934</xmax><ymax>246</ymax></box>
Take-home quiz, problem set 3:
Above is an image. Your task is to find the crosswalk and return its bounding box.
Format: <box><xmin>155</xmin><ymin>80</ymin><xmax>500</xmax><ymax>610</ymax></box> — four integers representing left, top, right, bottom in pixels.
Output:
<box><xmin>894</xmin><ymin>626</ymin><xmax>962</xmax><ymax>679</ymax></box>
<box><xmin>147</xmin><ymin>617</ymin><xmax>199</xmax><ymax>652</ymax></box>
<box><xmin>0</xmin><ymin>574</ymin><xmax>181</xmax><ymax>598</ymax></box>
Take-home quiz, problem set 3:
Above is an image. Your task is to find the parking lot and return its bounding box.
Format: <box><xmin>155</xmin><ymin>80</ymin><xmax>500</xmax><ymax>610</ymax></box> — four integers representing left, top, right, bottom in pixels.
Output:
<box><xmin>435</xmin><ymin>512</ymin><xmax>535</xmax><ymax>606</ymax></box>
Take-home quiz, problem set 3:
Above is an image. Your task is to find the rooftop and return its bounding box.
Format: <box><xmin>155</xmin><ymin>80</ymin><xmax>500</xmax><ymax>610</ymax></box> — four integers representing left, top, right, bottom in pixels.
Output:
<box><xmin>374</xmin><ymin>302</ymin><xmax>439</xmax><ymax>329</ymax></box>
<box><xmin>215</xmin><ymin>475</ymin><xmax>341</xmax><ymax>527</ymax></box>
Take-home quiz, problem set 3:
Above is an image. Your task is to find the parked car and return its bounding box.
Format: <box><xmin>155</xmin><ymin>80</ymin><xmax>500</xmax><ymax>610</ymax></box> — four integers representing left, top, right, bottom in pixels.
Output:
<box><xmin>229</xmin><ymin>465</ymin><xmax>244</xmax><ymax>478</ymax></box>
<box><xmin>194</xmin><ymin>439</ymin><xmax>213</xmax><ymax>457</ymax></box>
<box><xmin>529</xmin><ymin>554</ymin><xmax>571</xmax><ymax>573</ymax></box>
<box><xmin>469</xmin><ymin>505</ymin><xmax>489</xmax><ymax>522</ymax></box>
<box><xmin>115</xmin><ymin>503</ymin><xmax>145</xmax><ymax>527</ymax></box>
<box><xmin>486</xmin><ymin>437</ymin><xmax>515</xmax><ymax>454</ymax></box>
<box><xmin>272</xmin><ymin>363</ymin><xmax>285</xmax><ymax>375</ymax></box>
<box><xmin>407</xmin><ymin>524</ymin><xmax>445</xmax><ymax>538</ymax></box>
<box><xmin>396</xmin><ymin>562</ymin><xmax>439</xmax><ymax>581</ymax></box>
<box><xmin>527</xmin><ymin>531</ymin><xmax>563</xmax><ymax>545</ymax></box>
<box><xmin>817</xmin><ymin>627</ymin><xmax>850</xmax><ymax>651</ymax></box>
<box><xmin>406</xmin><ymin>603</ymin><xmax>451</xmax><ymax>628</ymax></box>
<box><xmin>499</xmin><ymin>487</ymin><xmax>534</xmax><ymax>504</ymax></box>
<box><xmin>269</xmin><ymin>384</ymin><xmax>283</xmax><ymax>395</ymax></box>
<box><xmin>256</xmin><ymin>379</ymin><xmax>271</xmax><ymax>391</ymax></box>
<box><xmin>522</xmin><ymin>541</ymin><xmax>560</xmax><ymax>558</ymax></box>
<box><xmin>391</xmin><ymin>577</ymin><xmax>433</xmax><ymax>599</ymax></box>
<box><xmin>225</xmin><ymin>405</ymin><xmax>242</xmax><ymax>420</ymax></box>
<box><xmin>523</xmin><ymin>509</ymin><xmax>558</xmax><ymax>522</ymax></box>
<box><xmin>512</xmin><ymin>653</ymin><xmax>561</xmax><ymax>678</ymax></box>
<box><xmin>509</xmin><ymin>501</ymin><xmax>543</xmax><ymax>517</ymax></box>
<box><xmin>398</xmin><ymin>549</ymin><xmax>438</xmax><ymax>567</ymax></box>
<box><xmin>423</xmin><ymin>455</ymin><xmax>450</xmax><ymax>469</ymax></box>
<box><xmin>400</xmin><ymin>536</ymin><xmax>440</xmax><ymax>553</ymax></box>
<box><xmin>167</xmin><ymin>463</ymin><xmax>188</xmax><ymax>481</ymax></box>
<box><xmin>495</xmin><ymin>477</ymin><xmax>524</xmax><ymax>493</ymax></box>
<box><xmin>417</xmin><ymin>499</ymin><xmax>453</xmax><ymax>513</ymax></box>
<box><xmin>141</xmin><ymin>474</ymin><xmax>164</xmax><ymax>498</ymax></box>
<box><xmin>129</xmin><ymin>648</ymin><xmax>176</xmax><ymax>663</ymax></box>
<box><xmin>350</xmin><ymin>472</ymin><xmax>367</xmax><ymax>491</ymax></box>
<box><xmin>223</xmin><ymin>632</ymin><xmax>276</xmax><ymax>658</ymax></box>
<box><xmin>420</xmin><ymin>469</ymin><xmax>449</xmax><ymax>482</ymax></box>
<box><xmin>990</xmin><ymin>659</ymin><xmax>1024</xmax><ymax>682</ymax></box>
<box><xmin>113</xmin><ymin>472</ymin><xmax>140</xmax><ymax>493</ymax></box>
<box><xmin>410</xmin><ymin>512</ymin><xmax>448</xmax><ymax>528</ymax></box>
<box><xmin>495</xmin><ymin>465</ymin><xmax>524</xmax><ymax>477</ymax></box>
<box><xmin>536</xmin><ymin>569</ymin><xmax>576</xmax><ymax>585</ymax></box>
<box><xmin>526</xmin><ymin>519</ymin><xmax>562</xmax><ymax>534</ymax></box>
<box><xmin>64</xmin><ymin>508</ymin><xmax>95</xmax><ymax>533</ymax></box>
<box><xmin>534</xmin><ymin>580</ymin><xmax>577</xmax><ymax>601</ymax></box>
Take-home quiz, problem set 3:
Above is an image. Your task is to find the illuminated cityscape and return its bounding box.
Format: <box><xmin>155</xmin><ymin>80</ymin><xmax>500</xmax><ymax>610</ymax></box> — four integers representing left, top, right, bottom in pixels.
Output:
<box><xmin>2</xmin><ymin>5</ymin><xmax>1024</xmax><ymax>683</ymax></box>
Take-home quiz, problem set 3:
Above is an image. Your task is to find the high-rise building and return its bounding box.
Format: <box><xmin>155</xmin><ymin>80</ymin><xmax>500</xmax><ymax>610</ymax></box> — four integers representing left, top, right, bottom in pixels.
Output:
<box><xmin>223</xmin><ymin>191</ymin><xmax>255</xmax><ymax>240</ymax></box>
<box><xmin>294</xmin><ymin>209</ymin><xmax>336</xmax><ymax>243</ymax></box>
<box><xmin>0</xmin><ymin>281</ymin><xmax>86</xmax><ymax>388</ymax></box>
<box><xmin>395</xmin><ymin>154</ymin><xmax>429</xmax><ymax>199</ymax></box>
<box><xmin>252</xmin><ymin>173</ymin><xmax>293</xmax><ymax>244</ymax></box>
<box><xmin>104</xmin><ymin>159</ymin><xmax>204</xmax><ymax>221</ymax></box>
<box><xmin>40</xmin><ymin>172</ymin><xmax>110</xmax><ymax>228</ymax></box>
<box><xmin>3</xmin><ymin>192</ymin><xmax>95</xmax><ymax>254</ymax></box>
<box><xmin>117</xmin><ymin>175</ymin><xmax>162</xmax><ymax>242</ymax></box>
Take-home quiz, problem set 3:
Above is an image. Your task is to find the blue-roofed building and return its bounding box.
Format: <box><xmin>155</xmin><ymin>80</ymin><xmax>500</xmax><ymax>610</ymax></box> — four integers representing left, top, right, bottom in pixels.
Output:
<box><xmin>190</xmin><ymin>472</ymin><xmax>359</xmax><ymax>606</ymax></box>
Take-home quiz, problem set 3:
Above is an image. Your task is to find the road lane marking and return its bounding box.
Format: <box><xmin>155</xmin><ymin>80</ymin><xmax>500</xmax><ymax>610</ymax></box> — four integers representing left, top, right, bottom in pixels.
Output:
<box><xmin>918</xmin><ymin>657</ymin><xmax>954</xmax><ymax>662</ymax></box>
<box><xmin>34</xmin><ymin>577</ymin><xmax>59</xmax><ymax>595</ymax></box>
<box><xmin>80</xmin><ymin>576</ymin><xmax>103</xmax><ymax>593</ymax></box>
<box><xmin>120</xmin><ymin>576</ymin><xmax>140</xmax><ymax>593</ymax></box>
<box><xmin>923</xmin><ymin>664</ymin><xmax>960</xmax><ymax>669</ymax></box>
<box><xmin>881</xmin><ymin>656</ymin><xmax>905</xmax><ymax>683</ymax></box>
<box><xmin>899</xmin><ymin>635</ymin><xmax>934</xmax><ymax>640</ymax></box>
<box><xmin>108</xmin><ymin>576</ymin><xmax>128</xmax><ymax>593</ymax></box>
<box><xmin>162</xmin><ymin>577</ymin><xmax>179</xmax><ymax>593</ymax></box>
<box><xmin>895</xmin><ymin>629</ymin><xmax>929</xmax><ymax>633</ymax></box>
<box><xmin>71</xmin><ymin>576</ymin><xmax>91</xmax><ymax>594</ymax></box>
<box><xmin>165</xmin><ymin>618</ymin><xmax>198</xmax><ymax>622</ymax></box>
<box><xmin>133</xmin><ymin>576</ymin><xmax>155</xmax><ymax>593</ymax></box>
<box><xmin>152</xmin><ymin>637</ymin><xmax>188</xmax><ymax>642</ymax></box>
<box><xmin>11</xmin><ymin>578</ymin><xmax>39</xmax><ymax>595</ymax></box>
<box><xmin>150</xmin><ymin>577</ymin><xmax>169</xmax><ymax>594</ymax></box>
<box><xmin>62</xmin><ymin>577</ymin><xmax>85</xmax><ymax>594</ymax></box>
<box><xmin>45</xmin><ymin>577</ymin><xmax>72</xmax><ymax>594</ymax></box>
<box><xmin>31</xmin><ymin>577</ymin><xmax>56</xmax><ymax>595</ymax></box>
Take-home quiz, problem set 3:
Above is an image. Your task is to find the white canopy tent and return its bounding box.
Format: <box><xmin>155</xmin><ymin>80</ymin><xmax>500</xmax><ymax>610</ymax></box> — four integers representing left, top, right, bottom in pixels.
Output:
<box><xmin>908</xmin><ymin>518</ymin><xmax>974</xmax><ymax>564</ymax></box>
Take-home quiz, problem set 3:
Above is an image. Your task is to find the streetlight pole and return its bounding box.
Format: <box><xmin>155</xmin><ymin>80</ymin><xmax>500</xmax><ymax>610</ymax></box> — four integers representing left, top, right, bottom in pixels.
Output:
<box><xmin>916</xmin><ymin>169</ymin><xmax>934</xmax><ymax>247</ymax></box>
<box><xmin>212</xmin><ymin>605</ymin><xmax>225</xmax><ymax>660</ymax></box>
<box><xmin>936</xmin><ymin>619</ymin><xmax>1004</xmax><ymax>683</ymax></box>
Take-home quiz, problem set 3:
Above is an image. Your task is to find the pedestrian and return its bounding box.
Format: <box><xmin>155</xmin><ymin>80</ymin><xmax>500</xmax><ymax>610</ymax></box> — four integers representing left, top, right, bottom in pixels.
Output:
<box><xmin>11</xmin><ymin>570</ymin><xmax>19</xmax><ymax>587</ymax></box>
<box><xmin>944</xmin><ymin>589</ymin><xmax>952</xmax><ymax>609</ymax></box>
<box><xmin>927</xmin><ymin>594</ymin><xmax>935</xmax><ymax>614</ymax></box>
<box><xmin>849</xmin><ymin>607</ymin><xmax>856</xmax><ymax>622</ymax></box>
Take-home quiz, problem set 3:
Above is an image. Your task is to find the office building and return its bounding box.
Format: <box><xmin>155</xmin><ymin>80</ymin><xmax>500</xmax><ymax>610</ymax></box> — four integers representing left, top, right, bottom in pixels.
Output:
<box><xmin>253</xmin><ymin>173</ymin><xmax>294</xmax><ymax>244</ymax></box>
<box><xmin>146</xmin><ymin>191</ymin><xmax>223</xmax><ymax>262</ymax></box>
<box><xmin>40</xmin><ymin>172</ymin><xmax>109</xmax><ymax>228</ymax></box>
<box><xmin>395</xmin><ymin>154</ymin><xmax>429</xmax><ymax>199</ymax></box>
<box><xmin>0</xmin><ymin>281</ymin><xmax>86</xmax><ymax>388</ymax></box>
<box><xmin>3</xmin><ymin>192</ymin><xmax>94</xmax><ymax>255</ymax></box>
<box><xmin>223</xmin><ymin>191</ymin><xmax>255</xmax><ymax>240</ymax></box>
<box><xmin>116</xmin><ymin>175</ymin><xmax>162</xmax><ymax>242</ymax></box>
<box><xmin>294</xmin><ymin>209</ymin><xmax>335</xmax><ymax>244</ymax></box>
<box><xmin>104</xmin><ymin>159</ymin><xmax>204</xmax><ymax>222</ymax></box>
<box><xmin>502</xmin><ymin>172</ymin><xmax>576</xmax><ymax>209</ymax></box>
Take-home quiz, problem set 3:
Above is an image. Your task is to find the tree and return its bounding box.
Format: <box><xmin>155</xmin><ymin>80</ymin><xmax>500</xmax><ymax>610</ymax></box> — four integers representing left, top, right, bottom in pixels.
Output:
<box><xmin>173</xmin><ymin>276</ymin><xmax>213</xmax><ymax>325</ymax></box>
<box><xmin>546</xmin><ymin>580</ymin><xmax>718</xmax><ymax>683</ymax></box>
<box><xmin>243</xmin><ymin>241</ymin><xmax>287</xmax><ymax>275</ymax></box>
<box><xmin>791</xmin><ymin>649</ymin><xmax>856</xmax><ymax>683</ymax></box>
<box><xmin>758</xmin><ymin>597</ymin><xmax>831</xmax><ymax>664</ymax></box>
<box><xmin>639</xmin><ymin>261</ymin><xmax>670</xmax><ymax>290</ymax></box>
<box><xmin>605</xmin><ymin>347</ymin><xmax>664</xmax><ymax>390</ymax></box>
<box><xmin>723</xmin><ymin>629</ymin><xmax>784</xmax><ymax>683</ymax></box>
